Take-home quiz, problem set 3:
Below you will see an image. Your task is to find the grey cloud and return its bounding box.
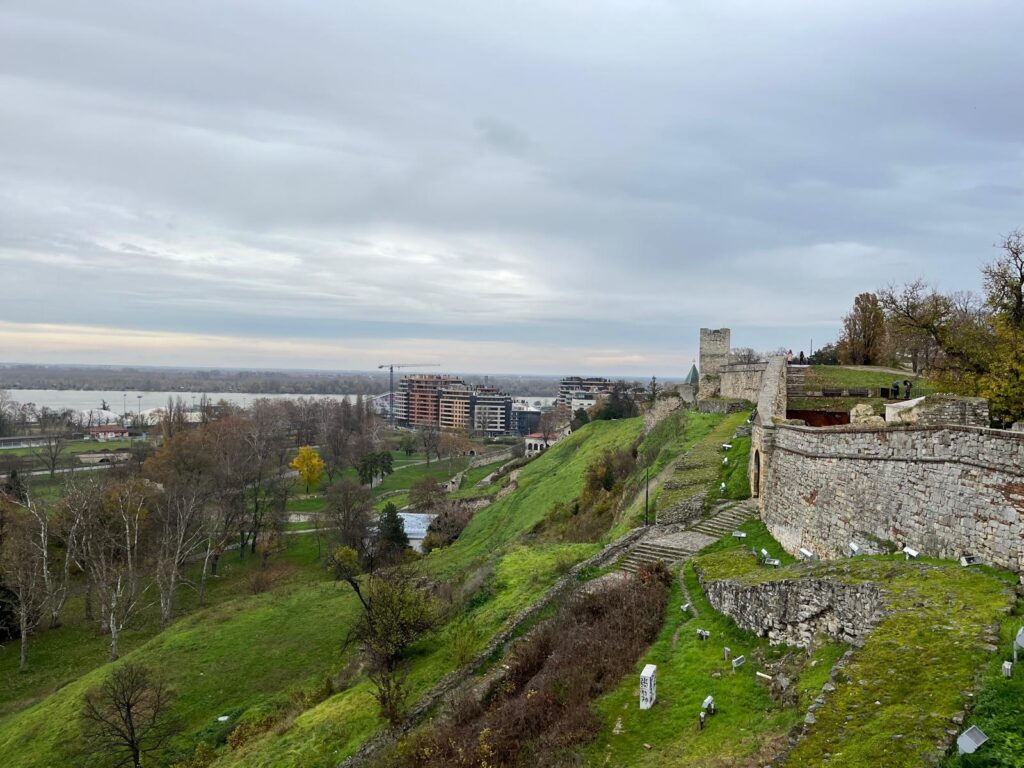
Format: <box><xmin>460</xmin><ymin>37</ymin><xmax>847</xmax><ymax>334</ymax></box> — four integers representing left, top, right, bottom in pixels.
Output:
<box><xmin>2</xmin><ymin>0</ymin><xmax>1024</xmax><ymax>373</ymax></box>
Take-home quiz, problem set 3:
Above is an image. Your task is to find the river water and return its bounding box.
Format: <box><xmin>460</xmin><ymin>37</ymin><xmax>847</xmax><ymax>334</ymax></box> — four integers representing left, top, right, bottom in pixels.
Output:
<box><xmin>3</xmin><ymin>389</ymin><xmax>555</xmax><ymax>413</ymax></box>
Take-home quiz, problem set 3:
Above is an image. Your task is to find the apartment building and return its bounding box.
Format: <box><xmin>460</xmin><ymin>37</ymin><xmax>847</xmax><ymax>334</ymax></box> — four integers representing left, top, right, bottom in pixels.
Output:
<box><xmin>396</xmin><ymin>374</ymin><xmax>466</xmax><ymax>427</ymax></box>
<box><xmin>557</xmin><ymin>376</ymin><xmax>613</xmax><ymax>411</ymax></box>
<box><xmin>396</xmin><ymin>375</ymin><xmax>514</xmax><ymax>434</ymax></box>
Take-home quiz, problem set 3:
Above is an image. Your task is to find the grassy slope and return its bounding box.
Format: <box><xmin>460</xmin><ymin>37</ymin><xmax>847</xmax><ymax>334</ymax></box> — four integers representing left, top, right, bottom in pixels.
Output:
<box><xmin>657</xmin><ymin>411</ymin><xmax>749</xmax><ymax>513</ymax></box>
<box><xmin>695</xmin><ymin>549</ymin><xmax>1015</xmax><ymax>767</ymax></box>
<box><xmin>212</xmin><ymin>418</ymin><xmax>641</xmax><ymax>767</ymax></box>
<box><xmin>584</xmin><ymin>520</ymin><xmax>839</xmax><ymax>768</ymax></box>
<box><xmin>0</xmin><ymin>418</ymin><xmax>642</xmax><ymax>768</ymax></box>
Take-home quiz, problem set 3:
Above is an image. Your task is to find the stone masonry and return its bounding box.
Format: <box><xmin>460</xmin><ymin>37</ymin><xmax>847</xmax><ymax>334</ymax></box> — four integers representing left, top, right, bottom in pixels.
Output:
<box><xmin>698</xmin><ymin>327</ymin><xmax>730</xmax><ymax>399</ymax></box>
<box><xmin>698</xmin><ymin>574</ymin><xmax>886</xmax><ymax>647</ymax></box>
<box><xmin>761</xmin><ymin>423</ymin><xmax>1024</xmax><ymax>571</ymax></box>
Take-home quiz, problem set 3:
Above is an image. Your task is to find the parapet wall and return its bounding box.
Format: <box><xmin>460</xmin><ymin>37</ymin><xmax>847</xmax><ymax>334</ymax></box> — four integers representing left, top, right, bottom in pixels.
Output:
<box><xmin>719</xmin><ymin>362</ymin><xmax>767</xmax><ymax>403</ymax></box>
<box><xmin>761</xmin><ymin>424</ymin><xmax>1024</xmax><ymax>571</ymax></box>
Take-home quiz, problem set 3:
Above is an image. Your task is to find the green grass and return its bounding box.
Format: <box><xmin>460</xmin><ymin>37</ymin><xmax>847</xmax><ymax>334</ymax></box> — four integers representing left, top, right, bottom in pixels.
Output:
<box><xmin>458</xmin><ymin>459</ymin><xmax>506</xmax><ymax>490</ymax></box>
<box><xmin>804</xmin><ymin>366</ymin><xmax>937</xmax><ymax>395</ymax></box>
<box><xmin>718</xmin><ymin>436</ymin><xmax>751</xmax><ymax>500</ymax></box>
<box><xmin>690</xmin><ymin>544</ymin><xmax>1015</xmax><ymax>768</ymax></box>
<box><xmin>0</xmin><ymin>419</ymin><xmax>644</xmax><ymax>768</ymax></box>
<box><xmin>0</xmin><ymin>438</ymin><xmax>136</xmax><ymax>458</ymax></box>
<box><xmin>0</xmin><ymin>536</ymin><xmax>326</xmax><ymax>723</ymax></box>
<box><xmin>657</xmin><ymin>411</ymin><xmax>749</xmax><ymax>514</ymax></box>
<box><xmin>583</xmin><ymin>559</ymin><xmax>843</xmax><ymax>767</ymax></box>
<box><xmin>371</xmin><ymin>456</ymin><xmax>469</xmax><ymax>496</ymax></box>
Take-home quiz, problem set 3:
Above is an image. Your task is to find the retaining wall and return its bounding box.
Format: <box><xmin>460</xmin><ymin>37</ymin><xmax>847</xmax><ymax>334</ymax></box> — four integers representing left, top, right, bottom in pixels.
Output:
<box><xmin>761</xmin><ymin>424</ymin><xmax>1024</xmax><ymax>571</ymax></box>
<box><xmin>698</xmin><ymin>573</ymin><xmax>886</xmax><ymax>647</ymax></box>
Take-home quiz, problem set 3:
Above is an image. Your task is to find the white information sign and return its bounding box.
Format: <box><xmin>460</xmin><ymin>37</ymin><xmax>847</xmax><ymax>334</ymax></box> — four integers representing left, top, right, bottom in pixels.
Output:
<box><xmin>640</xmin><ymin>664</ymin><xmax>657</xmax><ymax>710</ymax></box>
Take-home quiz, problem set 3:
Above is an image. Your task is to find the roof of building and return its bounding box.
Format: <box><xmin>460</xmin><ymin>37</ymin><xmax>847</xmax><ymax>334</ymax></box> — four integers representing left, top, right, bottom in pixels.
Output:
<box><xmin>684</xmin><ymin>363</ymin><xmax>699</xmax><ymax>386</ymax></box>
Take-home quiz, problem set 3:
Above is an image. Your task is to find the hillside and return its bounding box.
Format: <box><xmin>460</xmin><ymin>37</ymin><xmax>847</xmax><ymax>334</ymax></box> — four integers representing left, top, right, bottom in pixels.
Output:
<box><xmin>0</xmin><ymin>418</ymin><xmax>643</xmax><ymax>768</ymax></box>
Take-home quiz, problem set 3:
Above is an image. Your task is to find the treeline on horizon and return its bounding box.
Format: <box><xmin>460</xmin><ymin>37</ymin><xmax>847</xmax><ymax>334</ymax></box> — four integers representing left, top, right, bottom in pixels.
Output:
<box><xmin>0</xmin><ymin>365</ymin><xmax>561</xmax><ymax>398</ymax></box>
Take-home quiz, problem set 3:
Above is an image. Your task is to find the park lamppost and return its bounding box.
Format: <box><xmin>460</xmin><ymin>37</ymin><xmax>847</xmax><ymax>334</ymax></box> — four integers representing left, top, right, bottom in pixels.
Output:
<box><xmin>122</xmin><ymin>393</ymin><xmax>127</xmax><ymax>421</ymax></box>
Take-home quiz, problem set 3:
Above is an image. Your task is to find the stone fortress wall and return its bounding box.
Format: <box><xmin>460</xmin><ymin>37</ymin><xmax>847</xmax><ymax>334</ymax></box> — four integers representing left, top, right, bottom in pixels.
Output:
<box><xmin>684</xmin><ymin>326</ymin><xmax>1024</xmax><ymax>574</ymax></box>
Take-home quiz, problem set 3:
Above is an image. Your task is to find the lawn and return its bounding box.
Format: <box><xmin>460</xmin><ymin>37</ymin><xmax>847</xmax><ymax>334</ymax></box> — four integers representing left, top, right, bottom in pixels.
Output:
<box><xmin>804</xmin><ymin>365</ymin><xmax>936</xmax><ymax>395</ymax></box>
<box><xmin>693</xmin><ymin>542</ymin><xmax>1015</xmax><ymax>768</ymax></box>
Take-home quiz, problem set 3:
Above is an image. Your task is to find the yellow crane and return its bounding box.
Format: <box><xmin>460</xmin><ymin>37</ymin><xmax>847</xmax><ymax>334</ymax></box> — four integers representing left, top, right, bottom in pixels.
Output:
<box><xmin>377</xmin><ymin>362</ymin><xmax>439</xmax><ymax>427</ymax></box>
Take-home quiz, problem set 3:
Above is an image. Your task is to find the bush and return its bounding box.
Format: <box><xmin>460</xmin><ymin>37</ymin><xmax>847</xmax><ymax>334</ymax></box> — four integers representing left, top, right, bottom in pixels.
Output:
<box><xmin>400</xmin><ymin>574</ymin><xmax>669</xmax><ymax>766</ymax></box>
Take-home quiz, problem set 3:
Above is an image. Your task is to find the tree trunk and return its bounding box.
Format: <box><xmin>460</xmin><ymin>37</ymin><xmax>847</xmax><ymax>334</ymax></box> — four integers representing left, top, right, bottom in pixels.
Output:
<box><xmin>84</xmin><ymin>582</ymin><xmax>94</xmax><ymax>622</ymax></box>
<box><xmin>109</xmin><ymin>613</ymin><xmax>120</xmax><ymax>661</ymax></box>
<box><xmin>19</xmin><ymin>621</ymin><xmax>28</xmax><ymax>673</ymax></box>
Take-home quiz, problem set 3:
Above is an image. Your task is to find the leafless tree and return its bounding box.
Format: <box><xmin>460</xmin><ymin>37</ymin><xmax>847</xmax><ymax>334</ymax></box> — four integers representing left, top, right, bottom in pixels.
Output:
<box><xmin>0</xmin><ymin>509</ymin><xmax>47</xmax><ymax>671</ymax></box>
<box><xmin>152</xmin><ymin>486</ymin><xmax>205</xmax><ymax>627</ymax></box>
<box><xmin>80</xmin><ymin>663</ymin><xmax>178</xmax><ymax>768</ymax></box>
<box><xmin>32</xmin><ymin>429</ymin><xmax>69</xmax><ymax>479</ymax></box>
<box><xmin>20</xmin><ymin>492</ymin><xmax>80</xmax><ymax>629</ymax></box>
<box><xmin>80</xmin><ymin>477</ymin><xmax>152</xmax><ymax>660</ymax></box>
<box><xmin>419</xmin><ymin>426</ymin><xmax>440</xmax><ymax>467</ymax></box>
<box><xmin>537</xmin><ymin>410</ymin><xmax>561</xmax><ymax>447</ymax></box>
<box><xmin>0</xmin><ymin>389</ymin><xmax>17</xmax><ymax>437</ymax></box>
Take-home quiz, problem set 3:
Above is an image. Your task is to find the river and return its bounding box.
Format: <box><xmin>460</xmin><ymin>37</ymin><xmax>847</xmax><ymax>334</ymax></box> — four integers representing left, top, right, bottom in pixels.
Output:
<box><xmin>3</xmin><ymin>389</ymin><xmax>555</xmax><ymax>413</ymax></box>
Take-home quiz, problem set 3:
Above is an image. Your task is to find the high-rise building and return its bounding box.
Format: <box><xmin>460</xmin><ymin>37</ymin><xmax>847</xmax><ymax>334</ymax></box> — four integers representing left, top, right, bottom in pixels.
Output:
<box><xmin>397</xmin><ymin>375</ymin><xmax>514</xmax><ymax>434</ymax></box>
<box><xmin>396</xmin><ymin>374</ymin><xmax>466</xmax><ymax>427</ymax></box>
<box><xmin>472</xmin><ymin>387</ymin><xmax>512</xmax><ymax>436</ymax></box>
<box><xmin>557</xmin><ymin>376</ymin><xmax>614</xmax><ymax>411</ymax></box>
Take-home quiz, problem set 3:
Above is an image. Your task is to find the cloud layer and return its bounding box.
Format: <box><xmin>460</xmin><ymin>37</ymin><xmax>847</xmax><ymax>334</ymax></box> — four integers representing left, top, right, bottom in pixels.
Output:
<box><xmin>3</xmin><ymin>0</ymin><xmax>1023</xmax><ymax>374</ymax></box>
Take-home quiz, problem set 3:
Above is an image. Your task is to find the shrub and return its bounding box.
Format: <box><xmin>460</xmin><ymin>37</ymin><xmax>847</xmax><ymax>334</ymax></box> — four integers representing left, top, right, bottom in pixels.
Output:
<box><xmin>401</xmin><ymin>574</ymin><xmax>669</xmax><ymax>766</ymax></box>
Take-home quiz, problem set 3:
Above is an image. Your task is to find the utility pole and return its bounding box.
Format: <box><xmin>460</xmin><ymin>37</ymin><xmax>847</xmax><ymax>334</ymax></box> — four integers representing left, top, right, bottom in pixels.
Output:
<box><xmin>644</xmin><ymin>466</ymin><xmax>650</xmax><ymax>526</ymax></box>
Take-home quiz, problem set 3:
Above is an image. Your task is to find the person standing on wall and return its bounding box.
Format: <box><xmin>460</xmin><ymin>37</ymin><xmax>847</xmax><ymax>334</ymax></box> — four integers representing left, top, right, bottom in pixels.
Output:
<box><xmin>892</xmin><ymin>380</ymin><xmax>901</xmax><ymax>400</ymax></box>
<box><xmin>786</xmin><ymin>349</ymin><xmax>794</xmax><ymax>365</ymax></box>
<box><xmin>798</xmin><ymin>351</ymin><xmax>806</xmax><ymax>365</ymax></box>
<box><xmin>904</xmin><ymin>380</ymin><xmax>912</xmax><ymax>399</ymax></box>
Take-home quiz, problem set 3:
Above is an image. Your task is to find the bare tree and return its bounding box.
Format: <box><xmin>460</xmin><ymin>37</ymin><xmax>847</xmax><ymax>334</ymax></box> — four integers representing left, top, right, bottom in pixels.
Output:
<box><xmin>81</xmin><ymin>478</ymin><xmax>152</xmax><ymax>660</ymax></box>
<box><xmin>419</xmin><ymin>426</ymin><xmax>440</xmax><ymax>467</ymax></box>
<box><xmin>0</xmin><ymin>389</ymin><xmax>17</xmax><ymax>437</ymax></box>
<box><xmin>152</xmin><ymin>487</ymin><xmax>204</xmax><ymax>627</ymax></box>
<box><xmin>21</xmin><ymin>492</ymin><xmax>80</xmax><ymax>629</ymax></box>
<box><xmin>537</xmin><ymin>410</ymin><xmax>561</xmax><ymax>447</ymax></box>
<box><xmin>32</xmin><ymin>430</ymin><xmax>69</xmax><ymax>479</ymax></box>
<box><xmin>80</xmin><ymin>663</ymin><xmax>177</xmax><ymax>768</ymax></box>
<box><xmin>0</xmin><ymin>509</ymin><xmax>47</xmax><ymax>671</ymax></box>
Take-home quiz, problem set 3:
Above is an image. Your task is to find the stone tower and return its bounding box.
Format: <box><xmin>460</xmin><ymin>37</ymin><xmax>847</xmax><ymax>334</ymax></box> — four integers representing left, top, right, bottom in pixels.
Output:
<box><xmin>698</xmin><ymin>328</ymin><xmax>730</xmax><ymax>399</ymax></box>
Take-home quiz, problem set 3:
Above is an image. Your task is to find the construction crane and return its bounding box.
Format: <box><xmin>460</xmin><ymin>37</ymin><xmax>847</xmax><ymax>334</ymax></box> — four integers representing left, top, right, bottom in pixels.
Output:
<box><xmin>378</xmin><ymin>362</ymin><xmax>439</xmax><ymax>428</ymax></box>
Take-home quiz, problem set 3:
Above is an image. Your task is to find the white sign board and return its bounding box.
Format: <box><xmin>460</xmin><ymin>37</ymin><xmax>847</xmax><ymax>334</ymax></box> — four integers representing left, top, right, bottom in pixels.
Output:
<box><xmin>640</xmin><ymin>664</ymin><xmax>657</xmax><ymax>710</ymax></box>
<box><xmin>1002</xmin><ymin>661</ymin><xmax>1013</xmax><ymax>678</ymax></box>
<box><xmin>731</xmin><ymin>655</ymin><xmax>746</xmax><ymax>669</ymax></box>
<box><xmin>957</xmin><ymin>725</ymin><xmax>988</xmax><ymax>755</ymax></box>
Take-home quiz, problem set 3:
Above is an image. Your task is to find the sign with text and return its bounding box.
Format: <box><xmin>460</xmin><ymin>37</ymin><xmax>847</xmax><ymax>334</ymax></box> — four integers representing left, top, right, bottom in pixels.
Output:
<box><xmin>640</xmin><ymin>664</ymin><xmax>657</xmax><ymax>710</ymax></box>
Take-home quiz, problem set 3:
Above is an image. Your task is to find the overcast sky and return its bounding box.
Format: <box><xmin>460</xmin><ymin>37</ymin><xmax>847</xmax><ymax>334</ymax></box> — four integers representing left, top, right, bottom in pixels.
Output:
<box><xmin>2</xmin><ymin>1</ymin><xmax>1023</xmax><ymax>376</ymax></box>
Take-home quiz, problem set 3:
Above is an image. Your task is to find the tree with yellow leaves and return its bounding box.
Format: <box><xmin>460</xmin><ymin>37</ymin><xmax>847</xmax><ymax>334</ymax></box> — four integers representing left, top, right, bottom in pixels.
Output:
<box><xmin>290</xmin><ymin>445</ymin><xmax>325</xmax><ymax>493</ymax></box>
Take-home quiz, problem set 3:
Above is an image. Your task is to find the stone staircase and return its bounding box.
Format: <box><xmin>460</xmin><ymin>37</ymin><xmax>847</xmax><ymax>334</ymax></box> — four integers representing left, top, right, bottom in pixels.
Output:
<box><xmin>786</xmin><ymin>365</ymin><xmax>807</xmax><ymax>397</ymax></box>
<box><xmin>619</xmin><ymin>538</ymin><xmax>699</xmax><ymax>574</ymax></box>
<box><xmin>619</xmin><ymin>500</ymin><xmax>758</xmax><ymax>573</ymax></box>
<box><xmin>690</xmin><ymin>502</ymin><xmax>757</xmax><ymax>538</ymax></box>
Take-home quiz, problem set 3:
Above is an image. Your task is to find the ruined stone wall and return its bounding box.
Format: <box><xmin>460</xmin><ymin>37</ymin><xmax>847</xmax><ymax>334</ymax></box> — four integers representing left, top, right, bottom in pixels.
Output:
<box><xmin>761</xmin><ymin>424</ymin><xmax>1024</xmax><ymax>571</ymax></box>
<box><xmin>698</xmin><ymin>574</ymin><xmax>886</xmax><ymax>647</ymax></box>
<box><xmin>698</xmin><ymin>327</ymin><xmax>730</xmax><ymax>399</ymax></box>
<box><xmin>719</xmin><ymin>362</ymin><xmax>766</xmax><ymax>403</ymax></box>
<box><xmin>888</xmin><ymin>394</ymin><xmax>990</xmax><ymax>427</ymax></box>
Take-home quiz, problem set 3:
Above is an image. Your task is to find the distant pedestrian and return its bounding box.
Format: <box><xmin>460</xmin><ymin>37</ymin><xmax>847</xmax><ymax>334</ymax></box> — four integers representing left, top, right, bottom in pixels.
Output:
<box><xmin>798</xmin><ymin>351</ymin><xmax>806</xmax><ymax>365</ymax></box>
<box><xmin>904</xmin><ymin>380</ymin><xmax>912</xmax><ymax>399</ymax></box>
<box><xmin>786</xmin><ymin>349</ymin><xmax>794</xmax><ymax>365</ymax></box>
<box><xmin>699</xmin><ymin>711</ymin><xmax>706</xmax><ymax>731</ymax></box>
<box><xmin>891</xmin><ymin>380</ymin><xmax>901</xmax><ymax>400</ymax></box>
